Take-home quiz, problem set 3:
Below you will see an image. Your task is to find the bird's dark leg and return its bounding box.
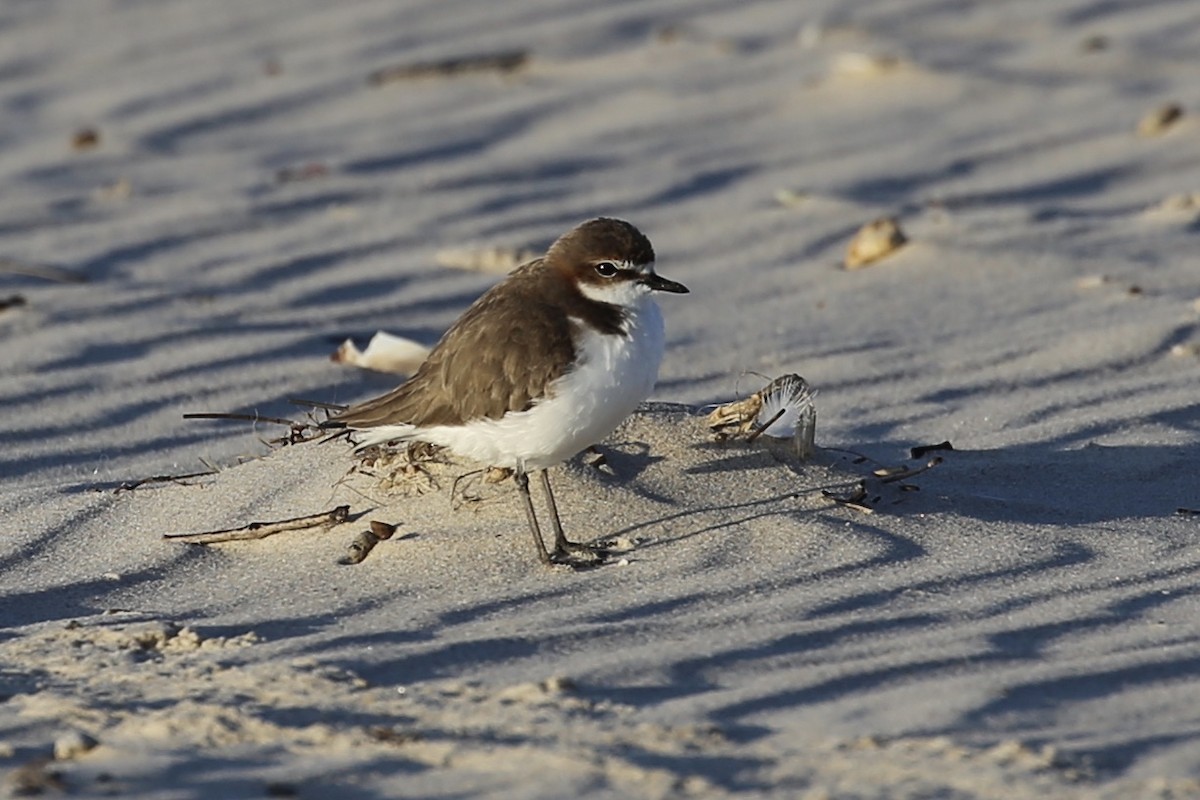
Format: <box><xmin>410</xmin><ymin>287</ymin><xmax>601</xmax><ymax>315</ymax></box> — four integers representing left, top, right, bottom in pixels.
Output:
<box><xmin>514</xmin><ymin>465</ymin><xmax>553</xmax><ymax>565</ymax></box>
<box><xmin>538</xmin><ymin>469</ymin><xmax>609</xmax><ymax>560</ymax></box>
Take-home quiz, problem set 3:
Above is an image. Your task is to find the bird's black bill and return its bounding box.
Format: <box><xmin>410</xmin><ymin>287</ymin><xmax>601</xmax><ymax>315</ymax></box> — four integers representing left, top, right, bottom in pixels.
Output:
<box><xmin>641</xmin><ymin>274</ymin><xmax>689</xmax><ymax>294</ymax></box>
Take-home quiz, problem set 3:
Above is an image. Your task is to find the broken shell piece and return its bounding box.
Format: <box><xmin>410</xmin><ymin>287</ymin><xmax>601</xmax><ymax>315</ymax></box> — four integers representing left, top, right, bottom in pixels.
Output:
<box><xmin>705</xmin><ymin>391</ymin><xmax>763</xmax><ymax>435</ymax></box>
<box><xmin>774</xmin><ymin>188</ymin><xmax>809</xmax><ymax>207</ymax></box>
<box><xmin>844</xmin><ymin>217</ymin><xmax>907</xmax><ymax>269</ymax></box>
<box><xmin>1137</xmin><ymin>103</ymin><xmax>1183</xmax><ymax>137</ymax></box>
<box><xmin>1075</xmin><ymin>274</ymin><xmax>1111</xmax><ymax>289</ymax></box>
<box><xmin>830</xmin><ymin>51</ymin><xmax>903</xmax><ymax>79</ymax></box>
<box><xmin>435</xmin><ymin>246</ymin><xmax>538</xmax><ymax>274</ymax></box>
<box><xmin>332</xmin><ymin>331</ymin><xmax>430</xmax><ymax>375</ymax></box>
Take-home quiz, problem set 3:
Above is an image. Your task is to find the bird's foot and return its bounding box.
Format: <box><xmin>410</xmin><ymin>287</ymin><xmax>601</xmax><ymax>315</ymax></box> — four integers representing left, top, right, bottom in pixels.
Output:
<box><xmin>545</xmin><ymin>539</ymin><xmax>614</xmax><ymax>569</ymax></box>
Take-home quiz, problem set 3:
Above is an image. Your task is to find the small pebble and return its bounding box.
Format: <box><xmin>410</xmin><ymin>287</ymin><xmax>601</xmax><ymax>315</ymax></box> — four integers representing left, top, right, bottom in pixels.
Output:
<box><xmin>844</xmin><ymin>217</ymin><xmax>907</xmax><ymax>269</ymax></box>
<box><xmin>1137</xmin><ymin>103</ymin><xmax>1183</xmax><ymax>137</ymax></box>
<box><xmin>53</xmin><ymin>730</ymin><xmax>98</xmax><ymax>760</ymax></box>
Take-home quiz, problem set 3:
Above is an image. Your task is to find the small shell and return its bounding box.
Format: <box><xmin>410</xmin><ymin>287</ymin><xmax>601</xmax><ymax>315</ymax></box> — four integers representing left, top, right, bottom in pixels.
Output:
<box><xmin>435</xmin><ymin>246</ymin><xmax>538</xmax><ymax>274</ymax></box>
<box><xmin>830</xmin><ymin>51</ymin><xmax>903</xmax><ymax>79</ymax></box>
<box><xmin>844</xmin><ymin>217</ymin><xmax>907</xmax><ymax>269</ymax></box>
<box><xmin>54</xmin><ymin>731</ymin><xmax>98</xmax><ymax>760</ymax></box>
<box><xmin>774</xmin><ymin>188</ymin><xmax>809</xmax><ymax>207</ymax></box>
<box><xmin>1137</xmin><ymin>103</ymin><xmax>1183</xmax><ymax>137</ymax></box>
<box><xmin>704</xmin><ymin>392</ymin><xmax>763</xmax><ymax>434</ymax></box>
<box><xmin>332</xmin><ymin>331</ymin><xmax>430</xmax><ymax>375</ymax></box>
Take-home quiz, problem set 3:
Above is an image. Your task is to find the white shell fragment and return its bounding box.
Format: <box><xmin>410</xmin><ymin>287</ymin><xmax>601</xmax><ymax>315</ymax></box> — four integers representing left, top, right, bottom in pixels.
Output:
<box><xmin>844</xmin><ymin>217</ymin><xmax>907</xmax><ymax>269</ymax></box>
<box><xmin>706</xmin><ymin>374</ymin><xmax>818</xmax><ymax>459</ymax></box>
<box><xmin>1137</xmin><ymin>103</ymin><xmax>1183</xmax><ymax>137</ymax></box>
<box><xmin>829</xmin><ymin>51</ymin><xmax>904</xmax><ymax>79</ymax></box>
<box><xmin>54</xmin><ymin>730</ymin><xmax>99</xmax><ymax>760</ymax></box>
<box><xmin>435</xmin><ymin>246</ymin><xmax>538</xmax><ymax>274</ymax></box>
<box><xmin>331</xmin><ymin>331</ymin><xmax>430</xmax><ymax>375</ymax></box>
<box><xmin>774</xmin><ymin>188</ymin><xmax>810</xmax><ymax>207</ymax></box>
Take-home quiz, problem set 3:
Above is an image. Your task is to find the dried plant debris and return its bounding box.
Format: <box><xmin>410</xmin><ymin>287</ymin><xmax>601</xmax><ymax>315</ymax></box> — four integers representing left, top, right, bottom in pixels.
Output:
<box><xmin>114</xmin><ymin>468</ymin><xmax>219</xmax><ymax>494</ymax></box>
<box><xmin>332</xmin><ymin>331</ymin><xmax>431</xmax><ymax>375</ymax></box>
<box><xmin>163</xmin><ymin>505</ymin><xmax>350</xmax><ymax>545</ymax></box>
<box><xmin>71</xmin><ymin>127</ymin><xmax>100</xmax><ymax>151</ymax></box>
<box><xmin>707</xmin><ymin>374</ymin><xmax>817</xmax><ymax>459</ymax></box>
<box><xmin>435</xmin><ymin>245</ymin><xmax>538</xmax><ymax>274</ymax></box>
<box><xmin>182</xmin><ymin>410</ymin><xmax>325</xmax><ymax>446</ymax></box>
<box><xmin>276</xmin><ymin>162</ymin><xmax>330</xmax><ymax>183</ymax></box>
<box><xmin>844</xmin><ymin>217</ymin><xmax>907</xmax><ymax>269</ymax></box>
<box><xmin>910</xmin><ymin>440</ymin><xmax>954</xmax><ymax>458</ymax></box>
<box><xmin>368</xmin><ymin>50</ymin><xmax>528</xmax><ymax>85</ymax></box>
<box><xmin>823</xmin><ymin>457</ymin><xmax>942</xmax><ymax>512</ymax></box>
<box><xmin>1137</xmin><ymin>102</ymin><xmax>1183</xmax><ymax>136</ymax></box>
<box><xmin>6</xmin><ymin>757</ymin><xmax>66</xmax><ymax>795</ymax></box>
<box><xmin>341</xmin><ymin>520</ymin><xmax>399</xmax><ymax>565</ymax></box>
<box><xmin>0</xmin><ymin>257</ymin><xmax>87</xmax><ymax>283</ymax></box>
<box><xmin>358</xmin><ymin>444</ymin><xmax>448</xmax><ymax>496</ymax></box>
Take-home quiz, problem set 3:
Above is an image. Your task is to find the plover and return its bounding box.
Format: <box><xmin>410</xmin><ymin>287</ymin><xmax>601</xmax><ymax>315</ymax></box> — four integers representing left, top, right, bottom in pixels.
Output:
<box><xmin>325</xmin><ymin>218</ymin><xmax>688</xmax><ymax>566</ymax></box>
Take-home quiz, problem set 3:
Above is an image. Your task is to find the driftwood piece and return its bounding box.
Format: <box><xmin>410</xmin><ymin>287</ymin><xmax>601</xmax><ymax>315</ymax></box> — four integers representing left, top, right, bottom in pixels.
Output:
<box><xmin>164</xmin><ymin>506</ymin><xmax>350</xmax><ymax>544</ymax></box>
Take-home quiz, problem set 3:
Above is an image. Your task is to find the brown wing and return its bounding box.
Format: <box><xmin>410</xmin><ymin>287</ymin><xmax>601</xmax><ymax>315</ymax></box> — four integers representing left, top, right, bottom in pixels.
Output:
<box><xmin>332</xmin><ymin>261</ymin><xmax>577</xmax><ymax>429</ymax></box>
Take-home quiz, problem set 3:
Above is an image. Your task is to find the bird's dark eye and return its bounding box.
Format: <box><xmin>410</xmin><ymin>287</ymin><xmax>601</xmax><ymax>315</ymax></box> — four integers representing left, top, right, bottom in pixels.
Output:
<box><xmin>594</xmin><ymin>261</ymin><xmax>618</xmax><ymax>278</ymax></box>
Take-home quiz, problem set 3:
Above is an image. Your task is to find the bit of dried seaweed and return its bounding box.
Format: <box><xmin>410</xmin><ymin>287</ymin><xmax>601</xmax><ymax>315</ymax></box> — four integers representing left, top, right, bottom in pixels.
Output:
<box><xmin>0</xmin><ymin>294</ymin><xmax>27</xmax><ymax>312</ymax></box>
<box><xmin>823</xmin><ymin>481</ymin><xmax>874</xmax><ymax>513</ymax></box>
<box><xmin>183</xmin><ymin>411</ymin><xmax>324</xmax><ymax>446</ymax></box>
<box><xmin>844</xmin><ymin>217</ymin><xmax>907</xmax><ymax>269</ymax></box>
<box><xmin>910</xmin><ymin>441</ymin><xmax>954</xmax><ymax>458</ymax></box>
<box><xmin>72</xmin><ymin>127</ymin><xmax>100</xmax><ymax>151</ymax></box>
<box><xmin>368</xmin><ymin>50</ymin><xmax>528</xmax><ymax>85</ymax></box>
<box><xmin>435</xmin><ymin>245</ymin><xmax>538</xmax><ymax>274</ymax></box>
<box><xmin>824</xmin><ymin>458</ymin><xmax>942</xmax><ymax>511</ymax></box>
<box><xmin>164</xmin><ymin>505</ymin><xmax>350</xmax><ymax>544</ymax></box>
<box><xmin>1137</xmin><ymin>103</ymin><xmax>1183</xmax><ymax>137</ymax></box>
<box><xmin>276</xmin><ymin>162</ymin><xmax>330</xmax><ymax>183</ymax></box>
<box><xmin>340</xmin><ymin>520</ymin><xmax>398</xmax><ymax>564</ymax></box>
<box><xmin>332</xmin><ymin>331</ymin><xmax>430</xmax><ymax>375</ymax></box>
<box><xmin>6</xmin><ymin>757</ymin><xmax>65</xmax><ymax>795</ymax></box>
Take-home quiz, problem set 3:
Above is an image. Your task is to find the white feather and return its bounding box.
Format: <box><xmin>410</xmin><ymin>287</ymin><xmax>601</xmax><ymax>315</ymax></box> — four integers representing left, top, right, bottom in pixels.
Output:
<box><xmin>756</xmin><ymin>375</ymin><xmax>816</xmax><ymax>438</ymax></box>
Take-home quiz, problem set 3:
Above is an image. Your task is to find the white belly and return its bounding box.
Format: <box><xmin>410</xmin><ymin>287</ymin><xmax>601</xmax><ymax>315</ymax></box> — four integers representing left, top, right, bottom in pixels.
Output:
<box><xmin>416</xmin><ymin>299</ymin><xmax>666</xmax><ymax>470</ymax></box>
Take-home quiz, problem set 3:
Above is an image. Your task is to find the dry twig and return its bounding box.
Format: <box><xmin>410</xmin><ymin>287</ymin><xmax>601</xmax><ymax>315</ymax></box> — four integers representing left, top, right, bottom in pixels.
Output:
<box><xmin>164</xmin><ymin>505</ymin><xmax>350</xmax><ymax>544</ymax></box>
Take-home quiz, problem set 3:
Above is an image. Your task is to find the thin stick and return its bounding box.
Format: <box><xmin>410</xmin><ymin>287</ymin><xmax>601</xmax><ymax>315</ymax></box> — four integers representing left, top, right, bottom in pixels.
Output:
<box><xmin>289</xmin><ymin>398</ymin><xmax>348</xmax><ymax>412</ymax></box>
<box><xmin>164</xmin><ymin>505</ymin><xmax>350</xmax><ymax>544</ymax></box>
<box><xmin>115</xmin><ymin>469</ymin><xmax>218</xmax><ymax>493</ymax></box>
<box><xmin>746</xmin><ymin>407</ymin><xmax>787</xmax><ymax>444</ymax></box>
<box><xmin>0</xmin><ymin>257</ymin><xmax>87</xmax><ymax>284</ymax></box>
<box><xmin>368</xmin><ymin>50</ymin><xmax>528</xmax><ymax>85</ymax></box>
<box><xmin>183</xmin><ymin>412</ymin><xmax>300</xmax><ymax>427</ymax></box>
<box><xmin>873</xmin><ymin>457</ymin><xmax>942</xmax><ymax>484</ymax></box>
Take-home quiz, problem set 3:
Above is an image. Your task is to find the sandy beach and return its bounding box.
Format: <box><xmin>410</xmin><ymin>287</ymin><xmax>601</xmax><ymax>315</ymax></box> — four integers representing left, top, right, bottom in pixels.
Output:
<box><xmin>3</xmin><ymin>1</ymin><xmax>1200</xmax><ymax>797</ymax></box>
